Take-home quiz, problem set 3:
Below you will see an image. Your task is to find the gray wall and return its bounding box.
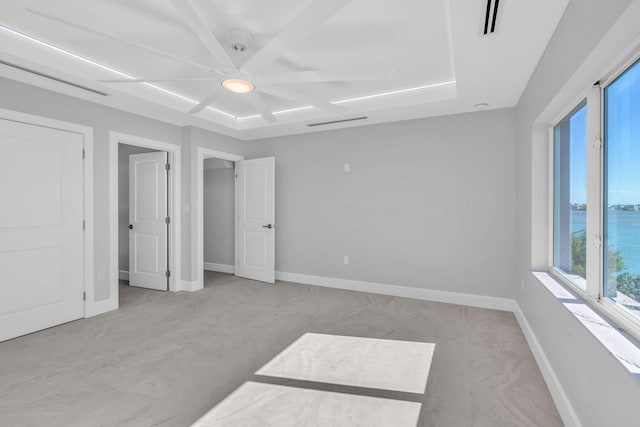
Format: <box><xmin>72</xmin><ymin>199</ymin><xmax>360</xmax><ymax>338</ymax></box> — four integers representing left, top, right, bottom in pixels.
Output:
<box><xmin>118</xmin><ymin>144</ymin><xmax>159</xmax><ymax>273</ymax></box>
<box><xmin>245</xmin><ymin>109</ymin><xmax>518</xmax><ymax>299</ymax></box>
<box><xmin>0</xmin><ymin>77</ymin><xmax>244</xmax><ymax>301</ymax></box>
<box><xmin>515</xmin><ymin>0</ymin><xmax>640</xmax><ymax>425</ymax></box>
<box><xmin>203</xmin><ymin>162</ymin><xmax>235</xmax><ymax>265</ymax></box>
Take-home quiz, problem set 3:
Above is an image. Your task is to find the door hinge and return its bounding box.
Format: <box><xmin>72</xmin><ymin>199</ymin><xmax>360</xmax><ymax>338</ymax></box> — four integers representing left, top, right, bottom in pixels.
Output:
<box><xmin>82</xmin><ymin>149</ymin><xmax>86</xmax><ymax>159</ymax></box>
<box><xmin>83</xmin><ymin>291</ymin><xmax>86</xmax><ymax>301</ymax></box>
<box><xmin>165</xmin><ymin>270</ymin><xmax>171</xmax><ymax>278</ymax></box>
<box><xmin>82</xmin><ymin>220</ymin><xmax>86</xmax><ymax>230</ymax></box>
<box><xmin>165</xmin><ymin>163</ymin><xmax>171</xmax><ymax>171</ymax></box>
<box><xmin>165</xmin><ymin>216</ymin><xmax>171</xmax><ymax>224</ymax></box>
<box><xmin>235</xmin><ymin>173</ymin><xmax>238</xmax><ymax>178</ymax></box>
<box><xmin>593</xmin><ymin>138</ymin><xmax>602</xmax><ymax>150</ymax></box>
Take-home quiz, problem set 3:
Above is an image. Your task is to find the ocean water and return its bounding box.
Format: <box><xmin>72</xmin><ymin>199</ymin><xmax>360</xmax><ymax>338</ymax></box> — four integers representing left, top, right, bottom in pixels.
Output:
<box><xmin>571</xmin><ymin>210</ymin><xmax>640</xmax><ymax>275</ymax></box>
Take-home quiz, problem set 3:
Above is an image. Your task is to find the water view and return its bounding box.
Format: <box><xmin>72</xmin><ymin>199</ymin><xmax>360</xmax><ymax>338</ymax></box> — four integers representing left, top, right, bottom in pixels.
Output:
<box><xmin>571</xmin><ymin>210</ymin><xmax>640</xmax><ymax>275</ymax></box>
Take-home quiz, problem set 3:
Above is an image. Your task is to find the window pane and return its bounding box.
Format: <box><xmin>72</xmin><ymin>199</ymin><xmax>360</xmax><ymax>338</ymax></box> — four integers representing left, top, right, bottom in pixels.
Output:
<box><xmin>553</xmin><ymin>103</ymin><xmax>587</xmax><ymax>287</ymax></box>
<box><xmin>604</xmin><ymin>59</ymin><xmax>640</xmax><ymax>320</ymax></box>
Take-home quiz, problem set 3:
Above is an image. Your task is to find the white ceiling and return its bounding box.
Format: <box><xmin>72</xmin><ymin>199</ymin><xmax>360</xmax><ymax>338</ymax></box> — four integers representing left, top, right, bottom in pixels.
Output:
<box><xmin>0</xmin><ymin>0</ymin><xmax>569</xmax><ymax>140</ymax></box>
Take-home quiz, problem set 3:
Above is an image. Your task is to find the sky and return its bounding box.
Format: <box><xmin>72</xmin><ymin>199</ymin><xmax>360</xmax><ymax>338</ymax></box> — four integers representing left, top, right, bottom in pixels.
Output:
<box><xmin>568</xmin><ymin>60</ymin><xmax>640</xmax><ymax>205</ymax></box>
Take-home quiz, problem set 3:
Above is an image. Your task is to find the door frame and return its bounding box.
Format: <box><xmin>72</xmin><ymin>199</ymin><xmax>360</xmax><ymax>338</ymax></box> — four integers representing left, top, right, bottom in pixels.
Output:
<box><xmin>109</xmin><ymin>132</ymin><xmax>181</xmax><ymax>303</ymax></box>
<box><xmin>0</xmin><ymin>108</ymin><xmax>95</xmax><ymax>317</ymax></box>
<box><xmin>196</xmin><ymin>147</ymin><xmax>244</xmax><ymax>290</ymax></box>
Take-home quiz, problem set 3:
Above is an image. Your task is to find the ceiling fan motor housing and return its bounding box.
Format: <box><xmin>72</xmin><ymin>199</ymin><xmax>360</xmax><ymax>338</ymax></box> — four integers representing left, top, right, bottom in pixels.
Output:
<box><xmin>225</xmin><ymin>28</ymin><xmax>253</xmax><ymax>53</ymax></box>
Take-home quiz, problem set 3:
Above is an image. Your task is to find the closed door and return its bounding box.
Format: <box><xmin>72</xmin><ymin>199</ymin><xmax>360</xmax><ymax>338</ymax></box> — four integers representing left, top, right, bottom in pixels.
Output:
<box><xmin>128</xmin><ymin>151</ymin><xmax>169</xmax><ymax>291</ymax></box>
<box><xmin>236</xmin><ymin>157</ymin><xmax>275</xmax><ymax>283</ymax></box>
<box><xmin>0</xmin><ymin>118</ymin><xmax>84</xmax><ymax>342</ymax></box>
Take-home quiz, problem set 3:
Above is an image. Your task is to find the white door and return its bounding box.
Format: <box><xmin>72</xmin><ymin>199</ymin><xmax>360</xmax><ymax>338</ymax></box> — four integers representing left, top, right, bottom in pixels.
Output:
<box><xmin>236</xmin><ymin>157</ymin><xmax>275</xmax><ymax>283</ymax></box>
<box><xmin>0</xmin><ymin>119</ymin><xmax>84</xmax><ymax>342</ymax></box>
<box><xmin>128</xmin><ymin>151</ymin><xmax>168</xmax><ymax>291</ymax></box>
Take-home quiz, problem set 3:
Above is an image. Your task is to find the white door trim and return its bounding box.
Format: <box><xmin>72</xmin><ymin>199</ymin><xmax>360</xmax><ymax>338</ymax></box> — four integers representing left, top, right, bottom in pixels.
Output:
<box><xmin>196</xmin><ymin>147</ymin><xmax>244</xmax><ymax>291</ymax></box>
<box><xmin>0</xmin><ymin>108</ymin><xmax>95</xmax><ymax>317</ymax></box>
<box><xmin>109</xmin><ymin>132</ymin><xmax>182</xmax><ymax>306</ymax></box>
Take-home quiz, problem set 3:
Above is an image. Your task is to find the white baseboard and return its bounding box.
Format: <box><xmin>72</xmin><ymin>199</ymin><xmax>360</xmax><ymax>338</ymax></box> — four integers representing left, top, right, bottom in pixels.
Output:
<box><xmin>204</xmin><ymin>262</ymin><xmax>235</xmax><ymax>274</ymax></box>
<box><xmin>178</xmin><ymin>279</ymin><xmax>203</xmax><ymax>293</ymax></box>
<box><xmin>85</xmin><ymin>297</ymin><xmax>118</xmax><ymax>318</ymax></box>
<box><xmin>119</xmin><ymin>270</ymin><xmax>129</xmax><ymax>281</ymax></box>
<box><xmin>274</xmin><ymin>271</ymin><xmax>516</xmax><ymax>312</ymax></box>
<box><xmin>513</xmin><ymin>303</ymin><xmax>582</xmax><ymax>427</ymax></box>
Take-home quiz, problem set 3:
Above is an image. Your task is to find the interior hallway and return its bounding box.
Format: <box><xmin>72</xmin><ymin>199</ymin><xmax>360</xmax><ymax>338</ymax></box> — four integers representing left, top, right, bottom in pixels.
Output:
<box><xmin>0</xmin><ymin>274</ymin><xmax>561</xmax><ymax>426</ymax></box>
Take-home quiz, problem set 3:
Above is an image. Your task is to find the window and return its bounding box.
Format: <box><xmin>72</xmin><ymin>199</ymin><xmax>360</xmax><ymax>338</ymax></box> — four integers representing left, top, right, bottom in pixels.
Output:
<box><xmin>551</xmin><ymin>57</ymin><xmax>640</xmax><ymax>334</ymax></box>
<box><xmin>553</xmin><ymin>102</ymin><xmax>588</xmax><ymax>288</ymax></box>
<box><xmin>604</xmin><ymin>59</ymin><xmax>640</xmax><ymax>321</ymax></box>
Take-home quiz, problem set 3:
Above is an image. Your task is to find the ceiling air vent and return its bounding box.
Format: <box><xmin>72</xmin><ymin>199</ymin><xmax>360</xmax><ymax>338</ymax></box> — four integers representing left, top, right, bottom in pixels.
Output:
<box><xmin>482</xmin><ymin>0</ymin><xmax>501</xmax><ymax>35</ymax></box>
<box><xmin>0</xmin><ymin>60</ymin><xmax>109</xmax><ymax>96</ymax></box>
<box><xmin>307</xmin><ymin>117</ymin><xmax>368</xmax><ymax>127</ymax></box>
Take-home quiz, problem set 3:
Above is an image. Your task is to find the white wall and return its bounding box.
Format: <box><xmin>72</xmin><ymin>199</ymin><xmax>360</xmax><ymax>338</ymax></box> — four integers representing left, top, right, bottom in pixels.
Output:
<box><xmin>515</xmin><ymin>0</ymin><xmax>640</xmax><ymax>425</ymax></box>
<box><xmin>0</xmin><ymin>77</ymin><xmax>243</xmax><ymax>302</ymax></box>
<box><xmin>118</xmin><ymin>144</ymin><xmax>159</xmax><ymax>274</ymax></box>
<box><xmin>203</xmin><ymin>162</ymin><xmax>235</xmax><ymax>266</ymax></box>
<box><xmin>245</xmin><ymin>109</ymin><xmax>518</xmax><ymax>299</ymax></box>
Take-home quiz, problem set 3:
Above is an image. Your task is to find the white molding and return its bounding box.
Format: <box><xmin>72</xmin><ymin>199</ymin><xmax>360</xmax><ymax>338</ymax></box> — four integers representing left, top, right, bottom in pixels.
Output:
<box><xmin>196</xmin><ymin>146</ymin><xmax>244</xmax><ymax>292</ymax></box>
<box><xmin>513</xmin><ymin>303</ymin><xmax>582</xmax><ymax>427</ymax></box>
<box><xmin>119</xmin><ymin>270</ymin><xmax>129</xmax><ymax>281</ymax></box>
<box><xmin>85</xmin><ymin>297</ymin><xmax>118</xmax><ymax>318</ymax></box>
<box><xmin>0</xmin><ymin>108</ymin><xmax>96</xmax><ymax>320</ymax></box>
<box><xmin>109</xmin><ymin>132</ymin><xmax>182</xmax><ymax>314</ymax></box>
<box><xmin>204</xmin><ymin>262</ymin><xmax>235</xmax><ymax>274</ymax></box>
<box><xmin>275</xmin><ymin>271</ymin><xmax>516</xmax><ymax>312</ymax></box>
<box><xmin>179</xmin><ymin>280</ymin><xmax>203</xmax><ymax>293</ymax></box>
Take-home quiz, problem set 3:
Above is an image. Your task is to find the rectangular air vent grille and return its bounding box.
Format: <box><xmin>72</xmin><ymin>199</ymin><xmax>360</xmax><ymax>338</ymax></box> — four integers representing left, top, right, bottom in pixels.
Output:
<box><xmin>483</xmin><ymin>0</ymin><xmax>500</xmax><ymax>35</ymax></box>
<box><xmin>308</xmin><ymin>116</ymin><xmax>368</xmax><ymax>127</ymax></box>
<box><xmin>0</xmin><ymin>60</ymin><xmax>109</xmax><ymax>96</ymax></box>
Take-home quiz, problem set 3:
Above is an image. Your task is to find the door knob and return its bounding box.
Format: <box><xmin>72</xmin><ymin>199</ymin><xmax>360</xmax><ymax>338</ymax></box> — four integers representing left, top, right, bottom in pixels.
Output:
<box><xmin>262</xmin><ymin>224</ymin><xmax>273</xmax><ymax>229</ymax></box>
<box><xmin>128</xmin><ymin>224</ymin><xmax>134</xmax><ymax>229</ymax></box>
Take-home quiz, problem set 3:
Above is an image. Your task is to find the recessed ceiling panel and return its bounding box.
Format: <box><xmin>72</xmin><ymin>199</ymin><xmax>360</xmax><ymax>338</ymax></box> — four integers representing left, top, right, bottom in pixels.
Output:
<box><xmin>0</xmin><ymin>0</ymin><xmax>569</xmax><ymax>139</ymax></box>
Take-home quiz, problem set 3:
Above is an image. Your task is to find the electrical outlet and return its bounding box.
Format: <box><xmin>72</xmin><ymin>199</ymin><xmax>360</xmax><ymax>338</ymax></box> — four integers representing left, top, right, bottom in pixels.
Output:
<box><xmin>343</xmin><ymin>255</ymin><xmax>349</xmax><ymax>265</ymax></box>
<box><xmin>344</xmin><ymin>163</ymin><xmax>350</xmax><ymax>173</ymax></box>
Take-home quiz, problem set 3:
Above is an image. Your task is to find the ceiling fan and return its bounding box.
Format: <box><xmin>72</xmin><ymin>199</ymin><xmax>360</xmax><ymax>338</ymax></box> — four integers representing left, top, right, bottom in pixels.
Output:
<box><xmin>29</xmin><ymin>0</ymin><xmax>394</xmax><ymax>123</ymax></box>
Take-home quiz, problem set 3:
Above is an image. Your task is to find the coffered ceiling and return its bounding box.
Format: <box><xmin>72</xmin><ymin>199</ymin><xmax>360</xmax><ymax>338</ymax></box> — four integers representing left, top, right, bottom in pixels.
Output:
<box><xmin>0</xmin><ymin>0</ymin><xmax>569</xmax><ymax>140</ymax></box>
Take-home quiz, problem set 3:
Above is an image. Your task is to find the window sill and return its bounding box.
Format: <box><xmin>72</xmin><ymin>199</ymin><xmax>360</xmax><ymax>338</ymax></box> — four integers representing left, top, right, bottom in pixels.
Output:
<box><xmin>532</xmin><ymin>271</ymin><xmax>640</xmax><ymax>381</ymax></box>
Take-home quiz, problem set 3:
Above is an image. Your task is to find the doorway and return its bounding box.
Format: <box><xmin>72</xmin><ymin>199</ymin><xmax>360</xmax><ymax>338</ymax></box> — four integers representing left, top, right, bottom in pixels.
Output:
<box><xmin>196</xmin><ymin>148</ymin><xmax>244</xmax><ymax>290</ymax></box>
<box><xmin>196</xmin><ymin>148</ymin><xmax>276</xmax><ymax>290</ymax></box>
<box><xmin>118</xmin><ymin>144</ymin><xmax>168</xmax><ymax>296</ymax></box>
<box><xmin>109</xmin><ymin>132</ymin><xmax>181</xmax><ymax>310</ymax></box>
<box><xmin>203</xmin><ymin>157</ymin><xmax>236</xmax><ymax>287</ymax></box>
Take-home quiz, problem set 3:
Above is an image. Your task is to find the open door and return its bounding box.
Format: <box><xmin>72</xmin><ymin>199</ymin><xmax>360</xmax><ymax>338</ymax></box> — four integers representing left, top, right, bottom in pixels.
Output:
<box><xmin>128</xmin><ymin>151</ymin><xmax>168</xmax><ymax>291</ymax></box>
<box><xmin>236</xmin><ymin>157</ymin><xmax>275</xmax><ymax>283</ymax></box>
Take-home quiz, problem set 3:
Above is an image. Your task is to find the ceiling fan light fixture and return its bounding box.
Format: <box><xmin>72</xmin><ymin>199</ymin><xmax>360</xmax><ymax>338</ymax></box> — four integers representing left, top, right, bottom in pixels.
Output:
<box><xmin>222</xmin><ymin>78</ymin><xmax>255</xmax><ymax>94</ymax></box>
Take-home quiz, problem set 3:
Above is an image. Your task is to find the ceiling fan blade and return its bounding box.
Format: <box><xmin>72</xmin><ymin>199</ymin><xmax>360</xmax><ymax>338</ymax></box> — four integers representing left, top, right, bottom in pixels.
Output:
<box><xmin>188</xmin><ymin>92</ymin><xmax>219</xmax><ymax>115</ymax></box>
<box><xmin>243</xmin><ymin>0</ymin><xmax>352</xmax><ymax>71</ymax></box>
<box><xmin>245</xmin><ymin>92</ymin><xmax>277</xmax><ymax>124</ymax></box>
<box><xmin>169</xmin><ymin>0</ymin><xmax>235</xmax><ymax>69</ymax></box>
<box><xmin>257</xmin><ymin>68</ymin><xmax>394</xmax><ymax>85</ymax></box>
<box><xmin>98</xmin><ymin>78</ymin><xmax>220</xmax><ymax>83</ymax></box>
<box><xmin>26</xmin><ymin>8</ymin><xmax>217</xmax><ymax>72</ymax></box>
<box><xmin>258</xmin><ymin>85</ymin><xmax>344</xmax><ymax>114</ymax></box>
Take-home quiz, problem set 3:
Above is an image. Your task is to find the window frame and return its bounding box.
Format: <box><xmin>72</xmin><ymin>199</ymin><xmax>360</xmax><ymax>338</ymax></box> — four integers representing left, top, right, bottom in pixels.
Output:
<box><xmin>549</xmin><ymin>51</ymin><xmax>640</xmax><ymax>342</ymax></box>
<box><xmin>548</xmin><ymin>99</ymin><xmax>589</xmax><ymax>292</ymax></box>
